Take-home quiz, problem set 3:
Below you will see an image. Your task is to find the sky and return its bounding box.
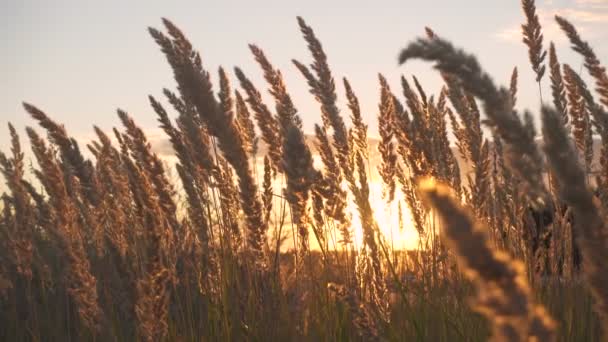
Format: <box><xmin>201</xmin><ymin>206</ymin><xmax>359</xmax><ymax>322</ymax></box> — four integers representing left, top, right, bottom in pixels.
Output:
<box><xmin>1</xmin><ymin>0</ymin><xmax>608</xmax><ymax>152</ymax></box>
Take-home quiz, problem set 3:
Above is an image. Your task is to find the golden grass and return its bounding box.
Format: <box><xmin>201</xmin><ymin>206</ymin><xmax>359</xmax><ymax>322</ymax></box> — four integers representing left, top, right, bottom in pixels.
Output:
<box><xmin>0</xmin><ymin>1</ymin><xmax>607</xmax><ymax>340</ymax></box>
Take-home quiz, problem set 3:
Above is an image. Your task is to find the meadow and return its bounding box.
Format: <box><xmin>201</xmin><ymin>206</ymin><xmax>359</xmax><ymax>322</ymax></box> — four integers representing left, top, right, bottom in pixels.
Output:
<box><xmin>1</xmin><ymin>1</ymin><xmax>607</xmax><ymax>340</ymax></box>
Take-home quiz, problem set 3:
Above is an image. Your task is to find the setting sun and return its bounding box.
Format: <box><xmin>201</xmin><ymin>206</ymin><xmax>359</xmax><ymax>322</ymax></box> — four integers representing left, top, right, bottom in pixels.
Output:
<box><xmin>349</xmin><ymin>180</ymin><xmax>420</xmax><ymax>251</ymax></box>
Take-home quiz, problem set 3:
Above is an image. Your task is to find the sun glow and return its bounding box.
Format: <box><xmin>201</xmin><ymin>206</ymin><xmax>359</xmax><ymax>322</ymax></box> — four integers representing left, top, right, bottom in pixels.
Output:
<box><xmin>261</xmin><ymin>154</ymin><xmax>421</xmax><ymax>252</ymax></box>
<box><xmin>348</xmin><ymin>181</ymin><xmax>420</xmax><ymax>251</ymax></box>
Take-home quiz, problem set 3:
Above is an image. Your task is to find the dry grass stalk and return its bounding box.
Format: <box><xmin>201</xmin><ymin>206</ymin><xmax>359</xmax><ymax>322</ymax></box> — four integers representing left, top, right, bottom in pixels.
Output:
<box><xmin>234</xmin><ymin>66</ymin><xmax>282</xmax><ymax>173</ymax></box>
<box><xmin>25</xmin><ymin>126</ymin><xmax>102</xmax><ymax>331</ymax></box>
<box><xmin>510</xmin><ymin>67</ymin><xmax>518</xmax><ymax>107</ymax></box>
<box><xmin>521</xmin><ymin>0</ymin><xmax>546</xmax><ymax>83</ymax></box>
<box><xmin>344</xmin><ymin>78</ymin><xmax>369</xmax><ymax>159</ymax></box>
<box><xmin>443</xmin><ymin>75</ymin><xmax>490</xmax><ymax>215</ymax></box>
<box><xmin>249</xmin><ymin>44</ymin><xmax>303</xmax><ymax>133</ymax></box>
<box><xmin>149</xmin><ymin>19</ymin><xmax>267</xmax><ymax>256</ymax></box>
<box><xmin>282</xmin><ymin>125</ymin><xmax>319</xmax><ymax>256</ymax></box>
<box><xmin>327</xmin><ymin>282</ymin><xmax>380</xmax><ymax>341</ymax></box>
<box><xmin>314</xmin><ymin>125</ymin><xmax>352</xmax><ymax>245</ymax></box>
<box><xmin>556</xmin><ymin>15</ymin><xmax>608</xmax><ymax>107</ymax></box>
<box><xmin>234</xmin><ymin>90</ymin><xmax>258</xmax><ymax>156</ymax></box>
<box><xmin>377</xmin><ymin>74</ymin><xmax>398</xmax><ymax>202</ymax></box>
<box><xmin>418</xmin><ymin>178</ymin><xmax>556</xmax><ymax>341</ymax></box>
<box><xmin>548</xmin><ymin>43</ymin><xmax>568</xmax><ymax>122</ymax></box>
<box><xmin>541</xmin><ymin>105</ymin><xmax>608</xmax><ymax>328</ymax></box>
<box><xmin>399</xmin><ymin>37</ymin><xmax>548</xmax><ymax>206</ymax></box>
<box><xmin>213</xmin><ymin>156</ymin><xmax>243</xmax><ymax>249</ymax></box>
<box><xmin>262</xmin><ymin>156</ymin><xmax>273</xmax><ymax>225</ymax></box>
<box><xmin>294</xmin><ymin>17</ymin><xmax>351</xmax><ymax>177</ymax></box>
<box><xmin>563</xmin><ymin>64</ymin><xmax>594</xmax><ymax>171</ymax></box>
<box><xmin>0</xmin><ymin>124</ymin><xmax>35</xmax><ymax>281</ymax></box>
<box><xmin>24</xmin><ymin>103</ymin><xmax>99</xmax><ymax>205</ymax></box>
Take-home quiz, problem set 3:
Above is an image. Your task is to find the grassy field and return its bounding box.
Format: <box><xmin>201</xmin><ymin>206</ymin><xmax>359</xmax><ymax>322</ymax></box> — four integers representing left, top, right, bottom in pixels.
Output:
<box><xmin>1</xmin><ymin>1</ymin><xmax>608</xmax><ymax>340</ymax></box>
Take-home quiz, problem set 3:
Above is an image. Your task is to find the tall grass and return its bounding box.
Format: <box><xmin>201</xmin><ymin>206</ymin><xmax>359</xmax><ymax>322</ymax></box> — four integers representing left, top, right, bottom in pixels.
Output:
<box><xmin>1</xmin><ymin>1</ymin><xmax>607</xmax><ymax>340</ymax></box>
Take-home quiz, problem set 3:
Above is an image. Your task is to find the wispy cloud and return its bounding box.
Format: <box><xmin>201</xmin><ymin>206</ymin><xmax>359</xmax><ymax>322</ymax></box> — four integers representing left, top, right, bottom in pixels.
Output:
<box><xmin>575</xmin><ymin>0</ymin><xmax>608</xmax><ymax>7</ymax></box>
<box><xmin>559</xmin><ymin>8</ymin><xmax>608</xmax><ymax>22</ymax></box>
<box><xmin>496</xmin><ymin>1</ymin><xmax>607</xmax><ymax>43</ymax></box>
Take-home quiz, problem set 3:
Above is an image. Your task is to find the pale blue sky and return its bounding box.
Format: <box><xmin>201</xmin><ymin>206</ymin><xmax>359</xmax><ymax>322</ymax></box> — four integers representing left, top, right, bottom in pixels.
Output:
<box><xmin>1</xmin><ymin>0</ymin><xmax>607</xmax><ymax>150</ymax></box>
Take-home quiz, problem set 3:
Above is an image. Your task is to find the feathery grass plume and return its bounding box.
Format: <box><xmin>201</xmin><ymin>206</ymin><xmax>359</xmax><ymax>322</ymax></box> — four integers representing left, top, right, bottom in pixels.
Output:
<box><xmin>93</xmin><ymin>130</ymin><xmax>138</xmax><ymax>266</ymax></box>
<box><xmin>150</xmin><ymin>94</ymin><xmax>201</xmax><ymax>187</ymax></box>
<box><xmin>443</xmin><ymin>75</ymin><xmax>490</xmax><ymax>215</ymax></box>
<box><xmin>490</xmin><ymin>134</ymin><xmax>508</xmax><ymax>245</ymax></box>
<box><xmin>541</xmin><ymin>105</ymin><xmax>608</xmax><ymax>328</ymax></box>
<box><xmin>397</xmin><ymin>76</ymin><xmax>430</xmax><ymax>176</ymax></box>
<box><xmin>249</xmin><ymin>44</ymin><xmax>303</xmax><ymax>132</ymax></box>
<box><xmin>216</xmin><ymin>68</ymin><xmax>247</xmax><ymax>243</ymax></box>
<box><xmin>412</xmin><ymin>75</ymin><xmax>428</xmax><ymax>108</ymax></box>
<box><xmin>218</xmin><ymin>66</ymin><xmax>235</xmax><ymax>121</ymax></box>
<box><xmin>119</xmin><ymin>147</ymin><xmax>173</xmax><ymax>340</ymax></box>
<box><xmin>561</xmin><ymin>64</ymin><xmax>608</xmax><ymax>161</ymax></box>
<box><xmin>344</xmin><ymin>77</ymin><xmax>369</xmax><ymax>158</ymax></box>
<box><xmin>314</xmin><ymin>124</ymin><xmax>351</xmax><ymax>245</ymax></box>
<box><xmin>400</xmin><ymin>75</ymin><xmax>424</xmax><ymax>125</ymax></box>
<box><xmin>282</xmin><ymin>124</ymin><xmax>321</xmax><ymax>258</ymax></box>
<box><xmin>163</xmin><ymin>88</ymin><xmax>215</xmax><ymax>175</ymax></box>
<box><xmin>390</xmin><ymin>79</ymin><xmax>429</xmax><ymax>236</ymax></box>
<box><xmin>234</xmin><ymin>66</ymin><xmax>282</xmax><ymax>173</ymax></box>
<box><xmin>401</xmin><ymin>75</ymin><xmax>444</xmax><ymax>178</ymax></box>
<box><xmin>135</xmin><ymin>267</ymin><xmax>171</xmax><ymax>342</ymax></box>
<box><xmin>351</xmin><ymin>153</ymin><xmax>383</xmax><ymax>286</ymax></box>
<box><xmin>434</xmin><ymin>88</ymin><xmax>461</xmax><ymax>189</ymax></box>
<box><xmin>510</xmin><ymin>67</ymin><xmax>518</xmax><ymax>107</ymax></box>
<box><xmin>0</xmin><ymin>195</ymin><xmax>15</xmax><ymax>298</ymax></box>
<box><xmin>262</xmin><ymin>155</ymin><xmax>273</xmax><ymax>225</ymax></box>
<box><xmin>598</xmin><ymin>159</ymin><xmax>608</xmax><ymax>210</ymax></box>
<box><xmin>391</xmin><ymin>81</ymin><xmax>413</xmax><ymax>142</ymax></box>
<box><xmin>150</xmin><ymin>95</ymin><xmax>211</xmax><ymax>244</ymax></box>
<box><xmin>428</xmin><ymin>92</ymin><xmax>457</xmax><ymax>186</ymax></box>
<box><xmin>566</xmin><ymin>66</ymin><xmax>608</xmax><ymax>128</ymax></box>
<box><xmin>377</xmin><ymin>74</ymin><xmax>398</xmax><ymax>202</ymax></box>
<box><xmin>563</xmin><ymin>64</ymin><xmax>594</xmax><ymax>172</ymax></box>
<box><xmin>396</xmin><ymin>169</ymin><xmax>426</xmax><ymax>238</ymax></box>
<box><xmin>213</xmin><ymin>156</ymin><xmax>243</xmax><ymax>248</ymax></box>
<box><xmin>26</xmin><ymin>127</ymin><xmax>102</xmax><ymax>331</ymax></box>
<box><xmin>583</xmin><ymin>90</ymin><xmax>608</xmax><ymax>207</ymax></box>
<box><xmin>25</xmin><ymin>104</ymin><xmax>105</xmax><ymax>255</ymax></box>
<box><xmin>548</xmin><ymin>43</ymin><xmax>568</xmax><ymax>122</ymax></box>
<box><xmin>471</xmin><ymin>142</ymin><xmax>491</xmax><ymax>219</ymax></box>
<box><xmin>293</xmin><ymin>17</ymin><xmax>350</xmax><ymax>175</ymax></box>
<box><xmin>150</xmin><ymin>19</ymin><xmax>267</xmax><ymax>255</ymax></box>
<box><xmin>90</xmin><ymin>130</ymin><xmax>132</xmax><ymax>259</ymax></box>
<box><xmin>117</xmin><ymin>109</ymin><xmax>180</xmax><ymax>235</ymax></box>
<box><xmin>0</xmin><ymin>124</ymin><xmax>35</xmax><ymax>280</ymax></box>
<box><xmin>521</xmin><ymin>0</ymin><xmax>546</xmax><ymax>83</ymax></box>
<box><xmin>418</xmin><ymin>178</ymin><xmax>556</xmax><ymax>341</ymax></box>
<box><xmin>491</xmin><ymin>133</ymin><xmax>521</xmax><ymax>245</ymax></box>
<box><xmin>398</xmin><ymin>37</ymin><xmax>548</xmax><ymax>206</ymax></box>
<box><xmin>0</xmin><ymin>235</ymin><xmax>13</xmax><ymax>299</ymax></box>
<box><xmin>555</xmin><ymin>15</ymin><xmax>608</xmax><ymax>107</ymax></box>
<box><xmin>310</xmin><ymin>189</ymin><xmax>326</xmax><ymax>251</ymax></box>
<box><xmin>327</xmin><ymin>282</ymin><xmax>380</xmax><ymax>342</ymax></box>
<box><xmin>174</xmin><ymin>163</ymin><xmax>209</xmax><ymax>244</ymax></box>
<box><xmin>234</xmin><ymin>90</ymin><xmax>258</xmax><ymax>156</ymax></box>
<box><xmin>23</xmin><ymin>103</ymin><xmax>99</xmax><ymax>205</ymax></box>
<box><xmin>442</xmin><ymin>73</ymin><xmax>471</xmax><ymax>121</ymax></box>
<box><xmin>348</xmin><ymin>152</ymin><xmax>391</xmax><ymax>325</ymax></box>
<box><xmin>215</xmin><ymin>70</ymin><xmax>244</xmax><ymax>250</ymax></box>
